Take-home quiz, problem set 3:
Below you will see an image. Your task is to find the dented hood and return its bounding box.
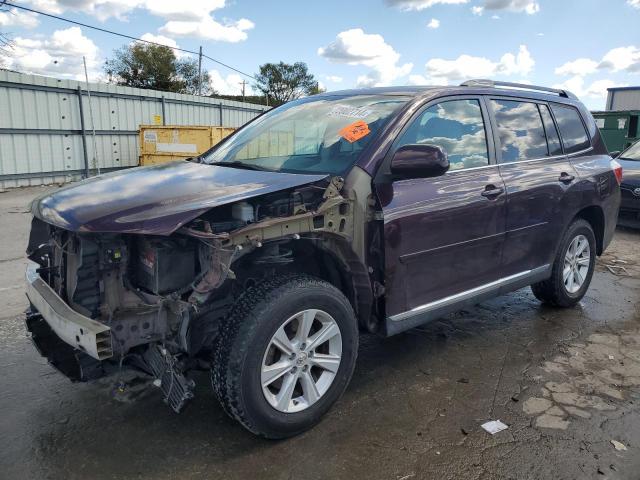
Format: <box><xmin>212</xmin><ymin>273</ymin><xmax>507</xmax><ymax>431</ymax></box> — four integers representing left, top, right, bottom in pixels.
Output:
<box><xmin>32</xmin><ymin>161</ymin><xmax>328</xmax><ymax>235</ymax></box>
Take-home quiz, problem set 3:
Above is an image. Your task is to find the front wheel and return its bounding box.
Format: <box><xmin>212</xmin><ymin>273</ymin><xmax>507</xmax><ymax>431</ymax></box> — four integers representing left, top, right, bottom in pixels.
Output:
<box><xmin>212</xmin><ymin>274</ymin><xmax>358</xmax><ymax>439</ymax></box>
<box><xmin>531</xmin><ymin>218</ymin><xmax>596</xmax><ymax>307</ymax></box>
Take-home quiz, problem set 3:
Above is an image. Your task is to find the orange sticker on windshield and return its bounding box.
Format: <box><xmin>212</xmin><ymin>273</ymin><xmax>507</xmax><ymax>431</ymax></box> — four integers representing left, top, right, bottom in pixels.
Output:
<box><xmin>339</xmin><ymin>120</ymin><xmax>370</xmax><ymax>143</ymax></box>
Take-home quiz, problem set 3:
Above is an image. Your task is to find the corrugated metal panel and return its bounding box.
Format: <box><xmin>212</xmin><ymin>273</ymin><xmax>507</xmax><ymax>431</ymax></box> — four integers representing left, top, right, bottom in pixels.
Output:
<box><xmin>0</xmin><ymin>70</ymin><xmax>270</xmax><ymax>189</ymax></box>
<box><xmin>608</xmin><ymin>89</ymin><xmax>640</xmax><ymax>111</ymax></box>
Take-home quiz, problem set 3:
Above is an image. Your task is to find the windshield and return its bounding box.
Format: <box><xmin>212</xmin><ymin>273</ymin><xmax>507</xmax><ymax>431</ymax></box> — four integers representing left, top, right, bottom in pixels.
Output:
<box><xmin>202</xmin><ymin>95</ymin><xmax>410</xmax><ymax>175</ymax></box>
<box><xmin>619</xmin><ymin>140</ymin><xmax>640</xmax><ymax>161</ymax></box>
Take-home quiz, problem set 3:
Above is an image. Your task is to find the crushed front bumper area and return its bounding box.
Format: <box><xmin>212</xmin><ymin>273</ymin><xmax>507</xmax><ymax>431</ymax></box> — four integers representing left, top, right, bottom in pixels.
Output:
<box><xmin>24</xmin><ymin>262</ymin><xmax>197</xmax><ymax>411</ymax></box>
<box><xmin>25</xmin><ymin>261</ymin><xmax>113</xmax><ymax>381</ymax></box>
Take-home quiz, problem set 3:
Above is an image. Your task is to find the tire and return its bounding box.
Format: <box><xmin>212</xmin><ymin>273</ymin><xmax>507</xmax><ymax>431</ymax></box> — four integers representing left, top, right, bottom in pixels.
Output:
<box><xmin>531</xmin><ymin>218</ymin><xmax>596</xmax><ymax>307</ymax></box>
<box><xmin>212</xmin><ymin>274</ymin><xmax>358</xmax><ymax>439</ymax></box>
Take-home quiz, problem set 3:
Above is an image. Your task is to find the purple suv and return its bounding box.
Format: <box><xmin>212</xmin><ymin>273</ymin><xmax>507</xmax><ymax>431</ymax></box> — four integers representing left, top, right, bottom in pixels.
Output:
<box><xmin>24</xmin><ymin>80</ymin><xmax>621</xmax><ymax>438</ymax></box>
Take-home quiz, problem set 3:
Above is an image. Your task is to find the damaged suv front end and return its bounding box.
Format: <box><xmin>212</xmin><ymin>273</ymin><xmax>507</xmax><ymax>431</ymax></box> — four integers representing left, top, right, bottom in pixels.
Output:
<box><xmin>24</xmin><ymin>92</ymin><xmax>409</xmax><ymax>415</ymax></box>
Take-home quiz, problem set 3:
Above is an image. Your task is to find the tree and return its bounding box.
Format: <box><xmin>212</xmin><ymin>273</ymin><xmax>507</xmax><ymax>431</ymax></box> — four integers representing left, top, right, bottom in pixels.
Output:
<box><xmin>254</xmin><ymin>62</ymin><xmax>319</xmax><ymax>106</ymax></box>
<box><xmin>104</xmin><ymin>43</ymin><xmax>212</xmax><ymax>95</ymax></box>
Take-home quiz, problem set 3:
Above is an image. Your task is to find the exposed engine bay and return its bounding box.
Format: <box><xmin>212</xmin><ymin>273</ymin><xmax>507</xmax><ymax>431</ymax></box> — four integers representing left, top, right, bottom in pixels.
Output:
<box><xmin>24</xmin><ymin>175</ymin><xmax>372</xmax><ymax>413</ymax></box>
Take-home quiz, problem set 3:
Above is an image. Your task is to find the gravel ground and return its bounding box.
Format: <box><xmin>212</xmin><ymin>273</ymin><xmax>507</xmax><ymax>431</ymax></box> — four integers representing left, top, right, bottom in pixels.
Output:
<box><xmin>0</xmin><ymin>185</ymin><xmax>639</xmax><ymax>480</ymax></box>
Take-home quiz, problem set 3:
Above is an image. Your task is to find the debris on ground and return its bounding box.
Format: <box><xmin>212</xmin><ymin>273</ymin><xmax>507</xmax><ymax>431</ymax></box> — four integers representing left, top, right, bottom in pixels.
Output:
<box><xmin>481</xmin><ymin>420</ymin><xmax>508</xmax><ymax>435</ymax></box>
<box><xmin>606</xmin><ymin>264</ymin><xmax>629</xmax><ymax>276</ymax></box>
<box><xmin>611</xmin><ymin>440</ymin><xmax>627</xmax><ymax>451</ymax></box>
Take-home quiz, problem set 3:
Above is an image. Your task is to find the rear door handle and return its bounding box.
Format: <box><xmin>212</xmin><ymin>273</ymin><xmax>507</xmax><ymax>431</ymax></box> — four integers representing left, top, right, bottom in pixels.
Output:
<box><xmin>481</xmin><ymin>185</ymin><xmax>504</xmax><ymax>199</ymax></box>
<box><xmin>558</xmin><ymin>173</ymin><xmax>575</xmax><ymax>184</ymax></box>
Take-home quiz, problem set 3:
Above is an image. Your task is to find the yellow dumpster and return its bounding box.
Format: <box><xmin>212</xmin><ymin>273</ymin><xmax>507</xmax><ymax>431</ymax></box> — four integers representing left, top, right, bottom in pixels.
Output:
<box><xmin>139</xmin><ymin>125</ymin><xmax>235</xmax><ymax>165</ymax></box>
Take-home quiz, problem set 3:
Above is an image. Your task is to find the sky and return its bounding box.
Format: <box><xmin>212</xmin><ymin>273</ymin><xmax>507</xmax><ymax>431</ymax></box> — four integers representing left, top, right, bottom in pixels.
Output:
<box><xmin>0</xmin><ymin>0</ymin><xmax>639</xmax><ymax>109</ymax></box>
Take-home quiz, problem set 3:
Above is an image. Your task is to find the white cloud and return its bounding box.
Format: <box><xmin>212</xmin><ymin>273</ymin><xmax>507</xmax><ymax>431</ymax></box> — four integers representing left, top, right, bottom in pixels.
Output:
<box><xmin>628</xmin><ymin>0</ymin><xmax>640</xmax><ymax>8</ymax></box>
<box><xmin>386</xmin><ymin>0</ymin><xmax>468</xmax><ymax>10</ymax></box>
<box><xmin>159</xmin><ymin>16</ymin><xmax>254</xmax><ymax>43</ymax></box>
<box><xmin>27</xmin><ymin>0</ymin><xmax>146</xmax><ymax>21</ymax></box>
<box><xmin>208</xmin><ymin>70</ymin><xmax>253</xmax><ymax>96</ymax></box>
<box><xmin>23</xmin><ymin>0</ymin><xmax>254</xmax><ymax>42</ymax></box>
<box><xmin>427</xmin><ymin>18</ymin><xmax>440</xmax><ymax>28</ymax></box>
<box><xmin>2</xmin><ymin>26</ymin><xmax>101</xmax><ymax>80</ymax></box>
<box><xmin>491</xmin><ymin>14</ymin><xmax>500</xmax><ymax>19</ymax></box>
<box><xmin>472</xmin><ymin>6</ymin><xmax>484</xmax><ymax>14</ymax></box>
<box><xmin>482</xmin><ymin>0</ymin><xmax>540</xmax><ymax>14</ymax></box>
<box><xmin>0</xmin><ymin>7</ymin><xmax>40</xmax><ymax>29</ymax></box>
<box><xmin>555</xmin><ymin>58</ymin><xmax>599</xmax><ymax>76</ymax></box>
<box><xmin>553</xmin><ymin>76</ymin><xmax>627</xmax><ymax>101</ymax></box>
<box><xmin>599</xmin><ymin>46</ymin><xmax>640</xmax><ymax>73</ymax></box>
<box><xmin>138</xmin><ymin>33</ymin><xmax>189</xmax><ymax>59</ymax></box>
<box><xmin>412</xmin><ymin>45</ymin><xmax>534</xmax><ymax>84</ymax></box>
<box><xmin>318</xmin><ymin>29</ymin><xmax>413</xmax><ymax>87</ymax></box>
<box><xmin>556</xmin><ymin>46</ymin><xmax>640</xmax><ymax>78</ymax></box>
<box><xmin>144</xmin><ymin>0</ymin><xmax>225</xmax><ymax>21</ymax></box>
<box><xmin>325</xmin><ymin>75</ymin><xmax>343</xmax><ymax>83</ymax></box>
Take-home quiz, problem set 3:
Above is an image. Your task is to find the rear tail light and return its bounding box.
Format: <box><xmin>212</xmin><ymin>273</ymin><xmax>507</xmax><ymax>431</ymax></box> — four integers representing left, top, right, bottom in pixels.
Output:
<box><xmin>611</xmin><ymin>159</ymin><xmax>623</xmax><ymax>185</ymax></box>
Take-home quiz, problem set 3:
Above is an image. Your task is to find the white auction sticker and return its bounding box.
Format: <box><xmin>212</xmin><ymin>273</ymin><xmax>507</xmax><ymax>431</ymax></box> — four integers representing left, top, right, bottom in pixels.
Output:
<box><xmin>328</xmin><ymin>104</ymin><xmax>373</xmax><ymax>119</ymax></box>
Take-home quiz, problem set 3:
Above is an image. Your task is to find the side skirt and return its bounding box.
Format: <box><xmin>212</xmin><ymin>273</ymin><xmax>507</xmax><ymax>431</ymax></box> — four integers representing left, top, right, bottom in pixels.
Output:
<box><xmin>384</xmin><ymin>265</ymin><xmax>551</xmax><ymax>336</ymax></box>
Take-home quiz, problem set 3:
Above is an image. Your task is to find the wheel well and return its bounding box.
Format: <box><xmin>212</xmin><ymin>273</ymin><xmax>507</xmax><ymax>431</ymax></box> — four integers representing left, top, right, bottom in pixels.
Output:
<box><xmin>232</xmin><ymin>238</ymin><xmax>375</xmax><ymax>333</ymax></box>
<box><xmin>574</xmin><ymin>206</ymin><xmax>605</xmax><ymax>255</ymax></box>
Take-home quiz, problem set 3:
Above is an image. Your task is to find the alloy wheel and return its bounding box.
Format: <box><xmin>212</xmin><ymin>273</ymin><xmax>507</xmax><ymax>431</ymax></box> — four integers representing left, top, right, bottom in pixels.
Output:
<box><xmin>261</xmin><ymin>309</ymin><xmax>342</xmax><ymax>413</ymax></box>
<box><xmin>563</xmin><ymin>234</ymin><xmax>591</xmax><ymax>294</ymax></box>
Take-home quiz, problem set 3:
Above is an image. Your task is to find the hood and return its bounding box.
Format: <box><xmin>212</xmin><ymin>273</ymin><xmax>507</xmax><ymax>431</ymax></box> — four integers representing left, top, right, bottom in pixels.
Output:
<box><xmin>32</xmin><ymin>161</ymin><xmax>328</xmax><ymax>235</ymax></box>
<box><xmin>619</xmin><ymin>159</ymin><xmax>640</xmax><ymax>188</ymax></box>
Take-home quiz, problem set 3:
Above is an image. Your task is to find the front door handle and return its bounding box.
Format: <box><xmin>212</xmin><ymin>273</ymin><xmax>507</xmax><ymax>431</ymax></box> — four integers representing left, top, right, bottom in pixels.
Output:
<box><xmin>481</xmin><ymin>185</ymin><xmax>505</xmax><ymax>199</ymax></box>
<box><xmin>558</xmin><ymin>172</ymin><xmax>575</xmax><ymax>184</ymax></box>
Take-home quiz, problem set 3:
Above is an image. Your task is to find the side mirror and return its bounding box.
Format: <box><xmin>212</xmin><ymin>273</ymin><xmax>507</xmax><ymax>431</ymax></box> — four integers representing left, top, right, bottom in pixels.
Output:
<box><xmin>609</xmin><ymin>151</ymin><xmax>621</xmax><ymax>159</ymax></box>
<box><xmin>391</xmin><ymin>144</ymin><xmax>449</xmax><ymax>179</ymax></box>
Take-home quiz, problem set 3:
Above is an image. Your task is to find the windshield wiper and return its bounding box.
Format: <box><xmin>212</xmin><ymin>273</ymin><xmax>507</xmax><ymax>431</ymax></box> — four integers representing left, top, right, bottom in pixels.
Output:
<box><xmin>217</xmin><ymin>161</ymin><xmax>271</xmax><ymax>171</ymax></box>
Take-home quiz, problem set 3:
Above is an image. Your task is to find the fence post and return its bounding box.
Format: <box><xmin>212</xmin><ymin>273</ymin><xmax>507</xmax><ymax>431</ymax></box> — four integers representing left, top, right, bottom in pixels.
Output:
<box><xmin>76</xmin><ymin>86</ymin><xmax>90</xmax><ymax>179</ymax></box>
<box><xmin>161</xmin><ymin>96</ymin><xmax>167</xmax><ymax>125</ymax></box>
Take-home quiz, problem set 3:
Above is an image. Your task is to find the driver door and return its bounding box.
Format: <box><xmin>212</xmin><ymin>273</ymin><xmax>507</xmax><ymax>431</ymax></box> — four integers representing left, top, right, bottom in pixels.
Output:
<box><xmin>377</xmin><ymin>97</ymin><xmax>507</xmax><ymax>322</ymax></box>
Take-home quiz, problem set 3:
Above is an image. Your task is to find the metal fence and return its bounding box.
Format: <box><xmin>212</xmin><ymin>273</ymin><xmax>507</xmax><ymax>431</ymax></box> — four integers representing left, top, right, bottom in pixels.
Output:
<box><xmin>0</xmin><ymin>70</ymin><xmax>270</xmax><ymax>189</ymax></box>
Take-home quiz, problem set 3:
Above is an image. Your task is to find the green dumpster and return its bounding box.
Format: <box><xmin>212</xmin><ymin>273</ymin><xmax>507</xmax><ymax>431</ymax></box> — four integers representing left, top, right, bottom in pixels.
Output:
<box><xmin>592</xmin><ymin>110</ymin><xmax>640</xmax><ymax>153</ymax></box>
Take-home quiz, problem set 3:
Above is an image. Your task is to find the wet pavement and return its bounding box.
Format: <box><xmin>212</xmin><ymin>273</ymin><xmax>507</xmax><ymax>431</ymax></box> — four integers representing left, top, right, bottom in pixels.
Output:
<box><xmin>0</xmin><ymin>186</ymin><xmax>639</xmax><ymax>480</ymax></box>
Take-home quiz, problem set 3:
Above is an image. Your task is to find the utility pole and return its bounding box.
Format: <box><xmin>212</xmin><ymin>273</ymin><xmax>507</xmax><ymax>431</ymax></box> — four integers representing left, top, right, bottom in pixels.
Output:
<box><xmin>197</xmin><ymin>46</ymin><xmax>203</xmax><ymax>96</ymax></box>
<box><xmin>239</xmin><ymin>79</ymin><xmax>246</xmax><ymax>102</ymax></box>
<box><xmin>83</xmin><ymin>56</ymin><xmax>100</xmax><ymax>175</ymax></box>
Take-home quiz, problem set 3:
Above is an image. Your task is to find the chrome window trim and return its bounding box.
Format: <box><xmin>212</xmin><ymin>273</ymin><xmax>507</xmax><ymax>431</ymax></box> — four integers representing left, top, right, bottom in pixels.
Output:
<box><xmin>389</xmin><ymin>267</ymin><xmax>548</xmax><ymax>322</ymax></box>
<box><xmin>496</xmin><ymin>146</ymin><xmax>594</xmax><ymax>167</ymax></box>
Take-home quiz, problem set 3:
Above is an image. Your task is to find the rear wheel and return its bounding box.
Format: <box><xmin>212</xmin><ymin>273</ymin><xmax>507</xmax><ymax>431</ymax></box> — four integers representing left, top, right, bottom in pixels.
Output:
<box><xmin>212</xmin><ymin>274</ymin><xmax>358</xmax><ymax>438</ymax></box>
<box><xmin>531</xmin><ymin>218</ymin><xmax>596</xmax><ymax>307</ymax></box>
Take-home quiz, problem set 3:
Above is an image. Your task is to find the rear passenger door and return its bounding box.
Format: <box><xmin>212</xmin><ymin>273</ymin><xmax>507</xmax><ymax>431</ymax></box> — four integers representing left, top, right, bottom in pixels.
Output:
<box><xmin>488</xmin><ymin>98</ymin><xmax>580</xmax><ymax>276</ymax></box>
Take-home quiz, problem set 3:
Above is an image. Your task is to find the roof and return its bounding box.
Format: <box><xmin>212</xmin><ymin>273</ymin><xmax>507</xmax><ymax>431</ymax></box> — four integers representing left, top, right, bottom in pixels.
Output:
<box><xmin>315</xmin><ymin>86</ymin><xmax>441</xmax><ymax>97</ymax></box>
<box><xmin>607</xmin><ymin>86</ymin><xmax>640</xmax><ymax>92</ymax></box>
<box><xmin>315</xmin><ymin>83</ymin><xmax>581</xmax><ymax>105</ymax></box>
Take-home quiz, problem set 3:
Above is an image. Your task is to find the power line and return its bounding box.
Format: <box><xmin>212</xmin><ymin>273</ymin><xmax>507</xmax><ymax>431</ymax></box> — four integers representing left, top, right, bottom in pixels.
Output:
<box><xmin>4</xmin><ymin>2</ymin><xmax>257</xmax><ymax>80</ymax></box>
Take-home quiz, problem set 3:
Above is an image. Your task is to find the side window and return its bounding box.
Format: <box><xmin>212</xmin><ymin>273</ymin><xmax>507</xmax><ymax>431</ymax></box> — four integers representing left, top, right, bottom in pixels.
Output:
<box><xmin>539</xmin><ymin>105</ymin><xmax>563</xmax><ymax>156</ymax></box>
<box><xmin>491</xmin><ymin>99</ymin><xmax>548</xmax><ymax>162</ymax></box>
<box><xmin>550</xmin><ymin>104</ymin><xmax>590</xmax><ymax>154</ymax></box>
<box><xmin>396</xmin><ymin>99</ymin><xmax>489</xmax><ymax>170</ymax></box>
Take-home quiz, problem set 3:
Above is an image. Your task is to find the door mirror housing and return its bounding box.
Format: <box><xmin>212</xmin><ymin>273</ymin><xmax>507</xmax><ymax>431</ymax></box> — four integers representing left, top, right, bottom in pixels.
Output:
<box><xmin>609</xmin><ymin>150</ymin><xmax>621</xmax><ymax>159</ymax></box>
<box><xmin>391</xmin><ymin>144</ymin><xmax>450</xmax><ymax>179</ymax></box>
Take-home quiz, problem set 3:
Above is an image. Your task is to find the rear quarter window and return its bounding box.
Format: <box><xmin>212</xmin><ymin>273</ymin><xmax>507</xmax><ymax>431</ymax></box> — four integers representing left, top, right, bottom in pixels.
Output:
<box><xmin>550</xmin><ymin>104</ymin><xmax>591</xmax><ymax>154</ymax></box>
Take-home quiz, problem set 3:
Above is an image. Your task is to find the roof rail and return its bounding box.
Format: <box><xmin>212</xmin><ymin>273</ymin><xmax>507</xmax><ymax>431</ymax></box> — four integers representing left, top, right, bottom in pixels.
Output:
<box><xmin>460</xmin><ymin>79</ymin><xmax>578</xmax><ymax>100</ymax></box>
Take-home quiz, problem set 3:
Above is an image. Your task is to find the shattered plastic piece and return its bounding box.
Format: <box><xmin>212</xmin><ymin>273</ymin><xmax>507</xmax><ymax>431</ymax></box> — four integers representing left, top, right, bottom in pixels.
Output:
<box><xmin>606</xmin><ymin>265</ymin><xmax>628</xmax><ymax>276</ymax></box>
<box><xmin>481</xmin><ymin>420</ymin><xmax>508</xmax><ymax>435</ymax></box>
<box><xmin>153</xmin><ymin>378</ymin><xmax>162</xmax><ymax>387</ymax></box>
<box><xmin>611</xmin><ymin>440</ymin><xmax>627</xmax><ymax>451</ymax></box>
